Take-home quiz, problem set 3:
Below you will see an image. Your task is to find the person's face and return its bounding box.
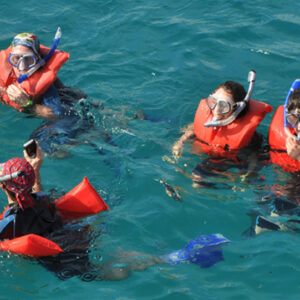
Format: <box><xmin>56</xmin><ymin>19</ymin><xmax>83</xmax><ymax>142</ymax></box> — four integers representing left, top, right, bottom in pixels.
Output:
<box><xmin>287</xmin><ymin>107</ymin><xmax>300</xmax><ymax>134</ymax></box>
<box><xmin>9</xmin><ymin>45</ymin><xmax>38</xmax><ymax>77</ymax></box>
<box><xmin>208</xmin><ymin>87</ymin><xmax>235</xmax><ymax>121</ymax></box>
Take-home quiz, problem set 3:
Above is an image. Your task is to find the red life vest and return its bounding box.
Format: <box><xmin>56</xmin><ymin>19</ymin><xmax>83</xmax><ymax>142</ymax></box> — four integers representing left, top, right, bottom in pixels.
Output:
<box><xmin>193</xmin><ymin>99</ymin><xmax>273</xmax><ymax>158</ymax></box>
<box><xmin>0</xmin><ymin>45</ymin><xmax>70</xmax><ymax>111</ymax></box>
<box><xmin>55</xmin><ymin>176</ymin><xmax>109</xmax><ymax>220</ymax></box>
<box><xmin>0</xmin><ymin>234</ymin><xmax>63</xmax><ymax>257</ymax></box>
<box><xmin>268</xmin><ymin>105</ymin><xmax>300</xmax><ymax>173</ymax></box>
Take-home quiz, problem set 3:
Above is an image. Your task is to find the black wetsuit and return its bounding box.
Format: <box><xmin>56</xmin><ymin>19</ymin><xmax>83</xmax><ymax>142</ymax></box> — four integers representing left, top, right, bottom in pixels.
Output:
<box><xmin>38</xmin><ymin>225</ymin><xmax>100</xmax><ymax>281</ymax></box>
<box><xmin>0</xmin><ymin>193</ymin><xmax>62</xmax><ymax>240</ymax></box>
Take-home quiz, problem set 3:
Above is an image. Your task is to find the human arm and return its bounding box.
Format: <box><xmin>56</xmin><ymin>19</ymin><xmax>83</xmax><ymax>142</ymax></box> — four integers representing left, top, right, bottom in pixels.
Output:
<box><xmin>286</xmin><ymin>136</ymin><xmax>300</xmax><ymax>162</ymax></box>
<box><xmin>172</xmin><ymin>123</ymin><xmax>195</xmax><ymax>160</ymax></box>
<box><xmin>6</xmin><ymin>83</ymin><xmax>57</xmax><ymax>118</ymax></box>
<box><xmin>33</xmin><ymin>104</ymin><xmax>57</xmax><ymax>119</ymax></box>
<box><xmin>24</xmin><ymin>141</ymin><xmax>44</xmax><ymax>193</ymax></box>
<box><xmin>100</xmin><ymin>251</ymin><xmax>164</xmax><ymax>281</ymax></box>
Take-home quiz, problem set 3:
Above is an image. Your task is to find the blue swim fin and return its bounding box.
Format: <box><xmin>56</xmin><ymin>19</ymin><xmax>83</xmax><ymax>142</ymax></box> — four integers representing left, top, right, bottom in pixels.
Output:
<box><xmin>161</xmin><ymin>233</ymin><xmax>229</xmax><ymax>268</ymax></box>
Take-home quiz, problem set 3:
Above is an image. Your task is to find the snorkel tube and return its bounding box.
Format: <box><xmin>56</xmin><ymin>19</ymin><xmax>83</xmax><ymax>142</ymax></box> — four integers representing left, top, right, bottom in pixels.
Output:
<box><xmin>283</xmin><ymin>79</ymin><xmax>300</xmax><ymax>142</ymax></box>
<box><xmin>0</xmin><ymin>170</ymin><xmax>25</xmax><ymax>183</ymax></box>
<box><xmin>204</xmin><ymin>70</ymin><xmax>256</xmax><ymax>127</ymax></box>
<box><xmin>17</xmin><ymin>27</ymin><xmax>62</xmax><ymax>84</ymax></box>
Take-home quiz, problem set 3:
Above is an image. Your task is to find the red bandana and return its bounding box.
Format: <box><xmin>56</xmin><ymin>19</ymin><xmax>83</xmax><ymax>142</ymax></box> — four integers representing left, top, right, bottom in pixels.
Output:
<box><xmin>1</xmin><ymin>158</ymin><xmax>35</xmax><ymax>209</ymax></box>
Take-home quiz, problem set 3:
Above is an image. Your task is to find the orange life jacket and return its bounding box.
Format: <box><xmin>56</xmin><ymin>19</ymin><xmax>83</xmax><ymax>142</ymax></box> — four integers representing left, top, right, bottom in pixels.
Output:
<box><xmin>0</xmin><ymin>177</ymin><xmax>109</xmax><ymax>257</ymax></box>
<box><xmin>0</xmin><ymin>45</ymin><xmax>69</xmax><ymax>111</ymax></box>
<box><xmin>193</xmin><ymin>99</ymin><xmax>273</xmax><ymax>158</ymax></box>
<box><xmin>268</xmin><ymin>105</ymin><xmax>300</xmax><ymax>173</ymax></box>
<box><xmin>55</xmin><ymin>176</ymin><xmax>109</xmax><ymax>220</ymax></box>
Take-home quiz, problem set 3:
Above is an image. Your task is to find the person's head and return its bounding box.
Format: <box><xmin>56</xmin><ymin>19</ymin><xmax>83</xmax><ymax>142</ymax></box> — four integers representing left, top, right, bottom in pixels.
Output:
<box><xmin>0</xmin><ymin>158</ymin><xmax>35</xmax><ymax>209</ymax></box>
<box><xmin>286</xmin><ymin>88</ymin><xmax>300</xmax><ymax>134</ymax></box>
<box><xmin>206</xmin><ymin>81</ymin><xmax>247</xmax><ymax>121</ymax></box>
<box><xmin>8</xmin><ymin>33</ymin><xmax>41</xmax><ymax>77</ymax></box>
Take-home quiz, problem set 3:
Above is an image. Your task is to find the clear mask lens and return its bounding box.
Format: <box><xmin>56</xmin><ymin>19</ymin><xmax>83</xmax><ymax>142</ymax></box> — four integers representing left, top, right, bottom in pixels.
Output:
<box><xmin>206</xmin><ymin>95</ymin><xmax>232</xmax><ymax>115</ymax></box>
<box><xmin>286</xmin><ymin>113</ymin><xmax>300</xmax><ymax>128</ymax></box>
<box><xmin>8</xmin><ymin>53</ymin><xmax>37</xmax><ymax>69</ymax></box>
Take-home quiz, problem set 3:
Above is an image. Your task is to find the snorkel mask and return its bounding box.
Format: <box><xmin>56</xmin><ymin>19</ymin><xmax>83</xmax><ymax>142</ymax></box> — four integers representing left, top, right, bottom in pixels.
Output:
<box><xmin>284</xmin><ymin>79</ymin><xmax>300</xmax><ymax>142</ymax></box>
<box><xmin>14</xmin><ymin>27</ymin><xmax>62</xmax><ymax>84</ymax></box>
<box><xmin>8</xmin><ymin>53</ymin><xmax>38</xmax><ymax>70</ymax></box>
<box><xmin>204</xmin><ymin>70</ymin><xmax>256</xmax><ymax>128</ymax></box>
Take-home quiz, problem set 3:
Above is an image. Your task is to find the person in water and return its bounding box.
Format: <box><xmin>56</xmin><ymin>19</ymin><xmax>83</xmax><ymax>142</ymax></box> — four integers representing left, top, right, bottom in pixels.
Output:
<box><xmin>172</xmin><ymin>72</ymin><xmax>272</xmax><ymax>184</ymax></box>
<box><xmin>0</xmin><ymin>147</ymin><xmax>229</xmax><ymax>280</ymax></box>
<box><xmin>0</xmin><ymin>142</ymin><xmax>62</xmax><ymax>239</ymax></box>
<box><xmin>284</xmin><ymin>89</ymin><xmax>300</xmax><ymax>161</ymax></box>
<box><xmin>0</xmin><ymin>30</ymin><xmax>77</xmax><ymax>119</ymax></box>
<box><xmin>0</xmin><ymin>30</ymin><xmax>96</xmax><ymax>157</ymax></box>
<box><xmin>173</xmin><ymin>76</ymin><xmax>272</xmax><ymax>159</ymax></box>
<box><xmin>252</xmin><ymin>85</ymin><xmax>300</xmax><ymax>235</ymax></box>
<box><xmin>269</xmin><ymin>86</ymin><xmax>300</xmax><ymax>170</ymax></box>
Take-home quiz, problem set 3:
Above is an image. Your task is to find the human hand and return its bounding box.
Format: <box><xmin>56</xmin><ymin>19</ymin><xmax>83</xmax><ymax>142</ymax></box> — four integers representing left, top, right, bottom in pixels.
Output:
<box><xmin>286</xmin><ymin>136</ymin><xmax>300</xmax><ymax>161</ymax></box>
<box><xmin>24</xmin><ymin>141</ymin><xmax>44</xmax><ymax>173</ymax></box>
<box><xmin>24</xmin><ymin>141</ymin><xmax>43</xmax><ymax>192</ymax></box>
<box><xmin>34</xmin><ymin>104</ymin><xmax>57</xmax><ymax>119</ymax></box>
<box><xmin>6</xmin><ymin>83</ymin><xmax>30</xmax><ymax>106</ymax></box>
<box><xmin>172</xmin><ymin>141</ymin><xmax>184</xmax><ymax>160</ymax></box>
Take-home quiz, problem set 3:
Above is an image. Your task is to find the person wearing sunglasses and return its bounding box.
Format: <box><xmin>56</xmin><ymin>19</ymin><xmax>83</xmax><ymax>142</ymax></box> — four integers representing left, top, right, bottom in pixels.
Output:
<box><xmin>172</xmin><ymin>79</ymin><xmax>272</xmax><ymax>161</ymax></box>
<box><xmin>0</xmin><ymin>31</ymin><xmax>70</xmax><ymax>118</ymax></box>
<box><xmin>269</xmin><ymin>86</ymin><xmax>300</xmax><ymax>172</ymax></box>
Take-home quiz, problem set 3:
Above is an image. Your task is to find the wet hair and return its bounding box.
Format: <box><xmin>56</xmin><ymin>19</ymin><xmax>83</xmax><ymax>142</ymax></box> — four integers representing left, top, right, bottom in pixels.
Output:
<box><xmin>287</xmin><ymin>87</ymin><xmax>300</xmax><ymax>112</ymax></box>
<box><xmin>215</xmin><ymin>81</ymin><xmax>248</xmax><ymax>118</ymax></box>
<box><xmin>216</xmin><ymin>81</ymin><xmax>246</xmax><ymax>103</ymax></box>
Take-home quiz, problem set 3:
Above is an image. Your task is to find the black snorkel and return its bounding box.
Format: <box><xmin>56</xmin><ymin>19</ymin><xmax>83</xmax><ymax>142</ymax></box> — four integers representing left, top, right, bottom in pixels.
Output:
<box><xmin>17</xmin><ymin>27</ymin><xmax>62</xmax><ymax>84</ymax></box>
<box><xmin>204</xmin><ymin>70</ymin><xmax>256</xmax><ymax>127</ymax></box>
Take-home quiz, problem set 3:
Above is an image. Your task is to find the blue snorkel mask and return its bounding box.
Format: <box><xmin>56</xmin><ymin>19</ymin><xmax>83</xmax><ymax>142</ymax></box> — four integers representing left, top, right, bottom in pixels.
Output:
<box><xmin>283</xmin><ymin>79</ymin><xmax>300</xmax><ymax>142</ymax></box>
<box><xmin>17</xmin><ymin>27</ymin><xmax>62</xmax><ymax>84</ymax></box>
<box><xmin>205</xmin><ymin>70</ymin><xmax>256</xmax><ymax>128</ymax></box>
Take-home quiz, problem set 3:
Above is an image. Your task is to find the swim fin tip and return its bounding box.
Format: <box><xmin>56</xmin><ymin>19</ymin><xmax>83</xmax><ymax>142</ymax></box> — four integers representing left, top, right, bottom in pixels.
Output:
<box><xmin>161</xmin><ymin>233</ymin><xmax>229</xmax><ymax>268</ymax></box>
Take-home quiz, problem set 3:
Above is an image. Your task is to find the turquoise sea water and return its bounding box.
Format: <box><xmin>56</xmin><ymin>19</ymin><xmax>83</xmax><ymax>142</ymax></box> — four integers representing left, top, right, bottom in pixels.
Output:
<box><xmin>0</xmin><ymin>0</ymin><xmax>300</xmax><ymax>299</ymax></box>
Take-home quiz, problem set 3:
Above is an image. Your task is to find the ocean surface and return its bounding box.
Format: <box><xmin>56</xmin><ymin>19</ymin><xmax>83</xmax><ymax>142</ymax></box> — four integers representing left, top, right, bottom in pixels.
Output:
<box><xmin>0</xmin><ymin>0</ymin><xmax>300</xmax><ymax>299</ymax></box>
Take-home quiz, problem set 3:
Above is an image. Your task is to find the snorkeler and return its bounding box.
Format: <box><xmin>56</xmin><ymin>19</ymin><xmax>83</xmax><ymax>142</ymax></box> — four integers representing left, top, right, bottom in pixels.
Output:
<box><xmin>0</xmin><ymin>142</ymin><xmax>62</xmax><ymax>239</ymax></box>
<box><xmin>0</xmin><ymin>28</ymin><xmax>83</xmax><ymax>119</ymax></box>
<box><xmin>269</xmin><ymin>80</ymin><xmax>300</xmax><ymax>172</ymax></box>
<box><xmin>249</xmin><ymin>81</ymin><xmax>300</xmax><ymax>235</ymax></box>
<box><xmin>0</xmin><ymin>144</ymin><xmax>229</xmax><ymax>281</ymax></box>
<box><xmin>0</xmin><ymin>29</ymin><xmax>108</xmax><ymax>157</ymax></box>
<box><xmin>172</xmin><ymin>71</ymin><xmax>272</xmax><ymax>184</ymax></box>
<box><xmin>172</xmin><ymin>70</ymin><xmax>272</xmax><ymax>160</ymax></box>
<box><xmin>0</xmin><ymin>155</ymin><xmax>229</xmax><ymax>281</ymax></box>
